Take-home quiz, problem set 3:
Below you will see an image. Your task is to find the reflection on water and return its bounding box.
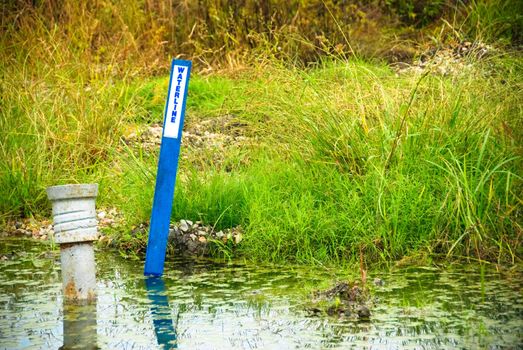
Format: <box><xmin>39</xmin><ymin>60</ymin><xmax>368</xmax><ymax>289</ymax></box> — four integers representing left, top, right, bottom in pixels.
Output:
<box><xmin>146</xmin><ymin>277</ymin><xmax>178</xmax><ymax>349</ymax></box>
<box><xmin>0</xmin><ymin>238</ymin><xmax>522</xmax><ymax>349</ymax></box>
<box><xmin>61</xmin><ymin>302</ymin><xmax>97</xmax><ymax>350</ymax></box>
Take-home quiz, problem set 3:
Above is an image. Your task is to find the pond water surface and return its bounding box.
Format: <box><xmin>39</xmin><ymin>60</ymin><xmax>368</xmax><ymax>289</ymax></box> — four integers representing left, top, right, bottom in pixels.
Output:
<box><xmin>0</xmin><ymin>238</ymin><xmax>521</xmax><ymax>349</ymax></box>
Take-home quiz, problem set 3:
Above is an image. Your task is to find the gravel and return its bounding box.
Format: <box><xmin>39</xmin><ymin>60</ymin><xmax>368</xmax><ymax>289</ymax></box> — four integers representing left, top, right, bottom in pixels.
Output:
<box><xmin>392</xmin><ymin>41</ymin><xmax>495</xmax><ymax>76</ymax></box>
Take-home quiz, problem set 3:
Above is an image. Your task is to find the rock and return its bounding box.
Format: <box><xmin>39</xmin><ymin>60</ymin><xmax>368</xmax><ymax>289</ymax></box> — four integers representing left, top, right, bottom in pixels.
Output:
<box><xmin>97</xmin><ymin>211</ymin><xmax>106</xmax><ymax>219</ymax></box>
<box><xmin>357</xmin><ymin>305</ymin><xmax>371</xmax><ymax>319</ymax></box>
<box><xmin>100</xmin><ymin>218</ymin><xmax>112</xmax><ymax>226</ymax></box>
<box><xmin>393</xmin><ymin>41</ymin><xmax>494</xmax><ymax>76</ymax></box>
<box><xmin>314</xmin><ymin>282</ymin><xmax>349</xmax><ymax>299</ymax></box>
<box><xmin>165</xmin><ymin>219</ymin><xmax>243</xmax><ymax>256</ymax></box>
<box><xmin>151</xmin><ymin>126</ymin><xmax>163</xmax><ymax>137</ymax></box>
<box><xmin>234</xmin><ymin>232</ymin><xmax>243</xmax><ymax>244</ymax></box>
<box><xmin>373</xmin><ymin>278</ymin><xmax>385</xmax><ymax>286</ymax></box>
<box><xmin>310</xmin><ymin>281</ymin><xmax>373</xmax><ymax>319</ymax></box>
<box><xmin>179</xmin><ymin>220</ymin><xmax>190</xmax><ymax>232</ymax></box>
<box><xmin>186</xmin><ymin>240</ymin><xmax>199</xmax><ymax>253</ymax></box>
<box><xmin>307</xmin><ymin>307</ymin><xmax>322</xmax><ymax>316</ymax></box>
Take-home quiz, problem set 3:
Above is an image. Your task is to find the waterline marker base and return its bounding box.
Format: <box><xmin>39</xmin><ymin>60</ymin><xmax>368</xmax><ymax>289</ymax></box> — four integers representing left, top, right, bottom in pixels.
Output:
<box><xmin>144</xmin><ymin>59</ymin><xmax>191</xmax><ymax>276</ymax></box>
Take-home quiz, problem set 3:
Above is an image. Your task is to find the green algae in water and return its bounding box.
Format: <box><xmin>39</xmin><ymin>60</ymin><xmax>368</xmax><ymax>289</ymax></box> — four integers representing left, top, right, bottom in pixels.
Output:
<box><xmin>1</xmin><ymin>238</ymin><xmax>522</xmax><ymax>349</ymax></box>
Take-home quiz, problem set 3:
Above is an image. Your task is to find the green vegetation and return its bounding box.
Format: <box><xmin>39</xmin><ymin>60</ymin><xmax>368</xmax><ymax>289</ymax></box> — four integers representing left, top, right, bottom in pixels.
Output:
<box><xmin>1</xmin><ymin>1</ymin><xmax>521</xmax><ymax>266</ymax></box>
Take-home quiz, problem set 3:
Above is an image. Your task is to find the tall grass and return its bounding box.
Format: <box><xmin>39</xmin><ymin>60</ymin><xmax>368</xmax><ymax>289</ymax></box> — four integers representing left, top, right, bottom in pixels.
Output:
<box><xmin>4</xmin><ymin>0</ymin><xmax>519</xmax><ymax>76</ymax></box>
<box><xmin>2</xmin><ymin>59</ymin><xmax>520</xmax><ymax>265</ymax></box>
<box><xmin>217</xmin><ymin>61</ymin><xmax>521</xmax><ymax>265</ymax></box>
<box><xmin>0</xmin><ymin>62</ymin><xmax>137</xmax><ymax>218</ymax></box>
<box><xmin>89</xmin><ymin>59</ymin><xmax>521</xmax><ymax>265</ymax></box>
<box><xmin>1</xmin><ymin>1</ymin><xmax>521</xmax><ymax>265</ymax></box>
<box><xmin>458</xmin><ymin>0</ymin><xmax>523</xmax><ymax>44</ymax></box>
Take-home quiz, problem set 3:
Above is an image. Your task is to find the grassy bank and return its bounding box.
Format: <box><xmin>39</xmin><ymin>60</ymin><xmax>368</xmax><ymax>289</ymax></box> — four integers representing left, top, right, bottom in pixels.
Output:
<box><xmin>2</xmin><ymin>56</ymin><xmax>521</xmax><ymax>265</ymax></box>
<box><xmin>1</xmin><ymin>1</ymin><xmax>522</xmax><ymax>266</ymax></box>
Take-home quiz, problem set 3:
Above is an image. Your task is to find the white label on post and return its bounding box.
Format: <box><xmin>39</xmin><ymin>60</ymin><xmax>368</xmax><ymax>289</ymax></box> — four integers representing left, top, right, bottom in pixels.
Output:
<box><xmin>163</xmin><ymin>65</ymin><xmax>189</xmax><ymax>139</ymax></box>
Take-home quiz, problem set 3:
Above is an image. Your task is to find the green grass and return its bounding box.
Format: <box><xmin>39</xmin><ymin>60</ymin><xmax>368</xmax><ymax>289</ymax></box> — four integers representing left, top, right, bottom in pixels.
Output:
<box><xmin>1</xmin><ymin>58</ymin><xmax>521</xmax><ymax>265</ymax></box>
<box><xmin>1</xmin><ymin>1</ymin><xmax>522</xmax><ymax>266</ymax></box>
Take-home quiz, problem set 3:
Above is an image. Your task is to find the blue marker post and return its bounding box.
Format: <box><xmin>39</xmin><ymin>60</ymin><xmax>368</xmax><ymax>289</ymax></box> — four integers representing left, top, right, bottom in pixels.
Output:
<box><xmin>144</xmin><ymin>59</ymin><xmax>192</xmax><ymax>276</ymax></box>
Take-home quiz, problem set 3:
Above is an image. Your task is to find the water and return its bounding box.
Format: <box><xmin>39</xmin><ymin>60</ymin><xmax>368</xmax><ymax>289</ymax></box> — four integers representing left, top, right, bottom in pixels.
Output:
<box><xmin>0</xmin><ymin>238</ymin><xmax>521</xmax><ymax>349</ymax></box>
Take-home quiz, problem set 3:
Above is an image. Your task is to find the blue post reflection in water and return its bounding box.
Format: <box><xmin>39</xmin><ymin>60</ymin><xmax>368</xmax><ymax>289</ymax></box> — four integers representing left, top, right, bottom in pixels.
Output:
<box><xmin>145</xmin><ymin>277</ymin><xmax>178</xmax><ymax>349</ymax></box>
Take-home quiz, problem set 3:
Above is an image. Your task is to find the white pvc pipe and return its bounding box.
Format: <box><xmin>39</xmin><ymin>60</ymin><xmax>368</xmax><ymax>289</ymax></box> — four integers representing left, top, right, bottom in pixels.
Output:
<box><xmin>47</xmin><ymin>184</ymin><xmax>98</xmax><ymax>301</ymax></box>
